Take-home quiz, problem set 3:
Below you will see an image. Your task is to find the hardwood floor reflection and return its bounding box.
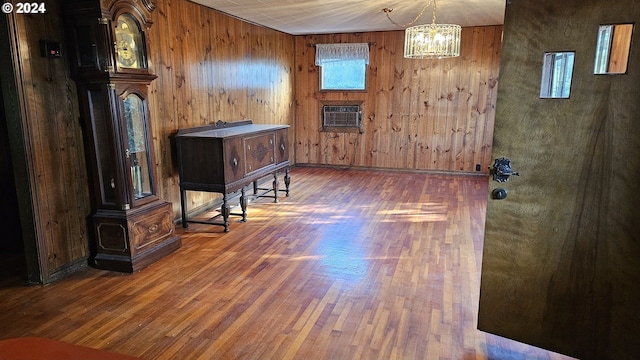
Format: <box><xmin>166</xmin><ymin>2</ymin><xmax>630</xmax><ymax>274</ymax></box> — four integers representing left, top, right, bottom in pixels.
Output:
<box><xmin>0</xmin><ymin>167</ymin><xmax>575</xmax><ymax>360</ymax></box>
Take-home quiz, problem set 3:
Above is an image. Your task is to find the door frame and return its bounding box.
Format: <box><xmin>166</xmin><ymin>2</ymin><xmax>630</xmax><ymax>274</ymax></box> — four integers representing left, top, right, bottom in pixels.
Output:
<box><xmin>1</xmin><ymin>14</ymin><xmax>48</xmax><ymax>284</ymax></box>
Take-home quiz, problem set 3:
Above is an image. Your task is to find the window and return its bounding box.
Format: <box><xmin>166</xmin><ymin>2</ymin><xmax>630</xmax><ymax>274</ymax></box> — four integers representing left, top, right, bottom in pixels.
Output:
<box><xmin>316</xmin><ymin>43</ymin><xmax>369</xmax><ymax>91</ymax></box>
<box><xmin>320</xmin><ymin>60</ymin><xmax>366</xmax><ymax>90</ymax></box>
<box><xmin>540</xmin><ymin>51</ymin><xmax>575</xmax><ymax>99</ymax></box>
<box><xmin>594</xmin><ymin>23</ymin><xmax>633</xmax><ymax>75</ymax></box>
<box><xmin>594</xmin><ymin>26</ymin><xmax>613</xmax><ymax>74</ymax></box>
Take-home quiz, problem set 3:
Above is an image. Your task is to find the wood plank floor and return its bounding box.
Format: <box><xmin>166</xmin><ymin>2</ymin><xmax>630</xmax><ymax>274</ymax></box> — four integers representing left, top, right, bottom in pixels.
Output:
<box><xmin>0</xmin><ymin>167</ymin><xmax>575</xmax><ymax>360</ymax></box>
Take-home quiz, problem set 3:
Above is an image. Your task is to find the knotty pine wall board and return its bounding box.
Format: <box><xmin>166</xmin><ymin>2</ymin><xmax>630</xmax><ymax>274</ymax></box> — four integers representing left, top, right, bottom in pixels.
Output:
<box><xmin>3</xmin><ymin>0</ymin><xmax>90</xmax><ymax>282</ymax></box>
<box><xmin>294</xmin><ymin>26</ymin><xmax>502</xmax><ymax>173</ymax></box>
<box><xmin>148</xmin><ymin>0</ymin><xmax>295</xmax><ymax>218</ymax></box>
<box><xmin>6</xmin><ymin>0</ymin><xmax>501</xmax><ymax>282</ymax></box>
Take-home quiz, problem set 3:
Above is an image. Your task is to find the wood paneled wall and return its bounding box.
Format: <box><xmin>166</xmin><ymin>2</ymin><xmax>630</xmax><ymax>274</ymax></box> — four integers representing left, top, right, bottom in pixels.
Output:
<box><xmin>1</xmin><ymin>2</ymin><xmax>91</xmax><ymax>283</ymax></box>
<box><xmin>2</xmin><ymin>0</ymin><xmax>295</xmax><ymax>282</ymax></box>
<box><xmin>4</xmin><ymin>0</ymin><xmax>500</xmax><ymax>282</ymax></box>
<box><xmin>147</xmin><ymin>0</ymin><xmax>295</xmax><ymax>216</ymax></box>
<box><xmin>294</xmin><ymin>26</ymin><xmax>502</xmax><ymax>173</ymax></box>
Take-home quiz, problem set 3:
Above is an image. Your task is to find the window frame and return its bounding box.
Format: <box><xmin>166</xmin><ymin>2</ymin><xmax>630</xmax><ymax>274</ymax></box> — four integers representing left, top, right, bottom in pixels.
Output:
<box><xmin>539</xmin><ymin>51</ymin><xmax>575</xmax><ymax>99</ymax></box>
<box><xmin>315</xmin><ymin>43</ymin><xmax>370</xmax><ymax>92</ymax></box>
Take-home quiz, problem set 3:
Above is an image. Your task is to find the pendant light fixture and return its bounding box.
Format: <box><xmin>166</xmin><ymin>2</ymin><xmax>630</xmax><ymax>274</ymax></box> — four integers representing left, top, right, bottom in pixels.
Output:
<box><xmin>384</xmin><ymin>0</ymin><xmax>461</xmax><ymax>59</ymax></box>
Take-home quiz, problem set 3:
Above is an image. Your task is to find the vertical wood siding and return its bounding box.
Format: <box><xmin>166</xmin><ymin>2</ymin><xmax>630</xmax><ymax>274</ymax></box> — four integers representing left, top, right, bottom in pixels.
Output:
<box><xmin>148</xmin><ymin>0</ymin><xmax>295</xmax><ymax>217</ymax></box>
<box><xmin>8</xmin><ymin>0</ymin><xmax>499</xmax><ymax>281</ymax></box>
<box><xmin>5</xmin><ymin>0</ymin><xmax>295</xmax><ymax>280</ymax></box>
<box><xmin>4</xmin><ymin>2</ymin><xmax>91</xmax><ymax>281</ymax></box>
<box><xmin>294</xmin><ymin>26</ymin><xmax>502</xmax><ymax>173</ymax></box>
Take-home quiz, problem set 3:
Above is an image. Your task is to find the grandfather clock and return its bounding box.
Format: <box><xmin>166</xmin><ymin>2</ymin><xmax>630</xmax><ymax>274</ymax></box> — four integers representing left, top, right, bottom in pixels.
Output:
<box><xmin>62</xmin><ymin>0</ymin><xmax>181</xmax><ymax>272</ymax></box>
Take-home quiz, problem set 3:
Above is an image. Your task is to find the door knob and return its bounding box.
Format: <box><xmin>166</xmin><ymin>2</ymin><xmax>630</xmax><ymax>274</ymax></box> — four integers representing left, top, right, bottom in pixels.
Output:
<box><xmin>491</xmin><ymin>157</ymin><xmax>520</xmax><ymax>183</ymax></box>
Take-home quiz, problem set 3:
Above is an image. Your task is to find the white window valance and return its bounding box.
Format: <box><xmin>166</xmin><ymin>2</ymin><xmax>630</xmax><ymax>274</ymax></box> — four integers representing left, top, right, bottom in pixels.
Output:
<box><xmin>315</xmin><ymin>43</ymin><xmax>370</xmax><ymax>66</ymax></box>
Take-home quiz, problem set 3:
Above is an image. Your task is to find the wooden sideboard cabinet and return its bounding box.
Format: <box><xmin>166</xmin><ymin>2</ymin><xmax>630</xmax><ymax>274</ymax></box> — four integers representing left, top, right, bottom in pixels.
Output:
<box><xmin>175</xmin><ymin>120</ymin><xmax>290</xmax><ymax>231</ymax></box>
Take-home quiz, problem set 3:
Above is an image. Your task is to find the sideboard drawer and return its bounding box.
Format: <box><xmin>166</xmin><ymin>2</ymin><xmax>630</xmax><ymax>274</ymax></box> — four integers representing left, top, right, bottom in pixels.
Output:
<box><xmin>224</xmin><ymin>137</ymin><xmax>244</xmax><ymax>184</ymax></box>
<box><xmin>276</xmin><ymin>128</ymin><xmax>288</xmax><ymax>164</ymax></box>
<box><xmin>244</xmin><ymin>132</ymin><xmax>276</xmax><ymax>174</ymax></box>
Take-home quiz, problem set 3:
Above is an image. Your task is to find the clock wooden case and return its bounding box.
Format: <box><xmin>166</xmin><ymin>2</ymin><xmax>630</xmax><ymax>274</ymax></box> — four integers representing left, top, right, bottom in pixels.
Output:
<box><xmin>62</xmin><ymin>0</ymin><xmax>181</xmax><ymax>272</ymax></box>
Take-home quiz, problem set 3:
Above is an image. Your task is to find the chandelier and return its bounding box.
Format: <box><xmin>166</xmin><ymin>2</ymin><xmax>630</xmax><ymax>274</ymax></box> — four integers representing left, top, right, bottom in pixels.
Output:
<box><xmin>384</xmin><ymin>0</ymin><xmax>461</xmax><ymax>59</ymax></box>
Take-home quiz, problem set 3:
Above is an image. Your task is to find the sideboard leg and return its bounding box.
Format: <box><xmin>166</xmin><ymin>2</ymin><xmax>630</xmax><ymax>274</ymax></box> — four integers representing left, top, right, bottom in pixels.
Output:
<box><xmin>221</xmin><ymin>194</ymin><xmax>230</xmax><ymax>232</ymax></box>
<box><xmin>240</xmin><ymin>187</ymin><xmax>248</xmax><ymax>222</ymax></box>
<box><xmin>180</xmin><ymin>188</ymin><xmax>189</xmax><ymax>228</ymax></box>
<box><xmin>284</xmin><ymin>169</ymin><xmax>290</xmax><ymax>197</ymax></box>
<box><xmin>272</xmin><ymin>174</ymin><xmax>279</xmax><ymax>203</ymax></box>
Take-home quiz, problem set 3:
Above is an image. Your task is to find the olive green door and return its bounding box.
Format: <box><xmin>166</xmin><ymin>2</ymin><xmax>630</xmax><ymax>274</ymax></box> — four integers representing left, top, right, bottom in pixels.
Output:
<box><xmin>477</xmin><ymin>1</ymin><xmax>640</xmax><ymax>359</ymax></box>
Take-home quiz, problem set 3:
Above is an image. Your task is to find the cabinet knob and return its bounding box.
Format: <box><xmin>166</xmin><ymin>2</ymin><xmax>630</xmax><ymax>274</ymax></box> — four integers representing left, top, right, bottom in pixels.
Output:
<box><xmin>280</xmin><ymin>144</ymin><xmax>285</xmax><ymax>151</ymax></box>
<box><xmin>232</xmin><ymin>158</ymin><xmax>238</xmax><ymax>167</ymax></box>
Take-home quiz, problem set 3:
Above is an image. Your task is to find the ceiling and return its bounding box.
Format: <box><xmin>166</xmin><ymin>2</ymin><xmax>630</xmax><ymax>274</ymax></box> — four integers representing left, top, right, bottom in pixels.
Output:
<box><xmin>190</xmin><ymin>0</ymin><xmax>506</xmax><ymax>35</ymax></box>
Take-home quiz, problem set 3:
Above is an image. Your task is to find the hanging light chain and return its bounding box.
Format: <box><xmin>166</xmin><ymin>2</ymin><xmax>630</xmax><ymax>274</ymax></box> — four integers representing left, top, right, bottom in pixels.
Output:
<box><xmin>385</xmin><ymin>0</ymin><xmax>438</xmax><ymax>29</ymax></box>
<box><xmin>431</xmin><ymin>0</ymin><xmax>437</xmax><ymax>25</ymax></box>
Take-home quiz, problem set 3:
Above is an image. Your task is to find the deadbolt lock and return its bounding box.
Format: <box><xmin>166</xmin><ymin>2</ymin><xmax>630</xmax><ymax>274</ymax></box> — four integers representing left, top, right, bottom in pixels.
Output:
<box><xmin>491</xmin><ymin>157</ymin><xmax>520</xmax><ymax>183</ymax></box>
<box><xmin>492</xmin><ymin>188</ymin><xmax>508</xmax><ymax>200</ymax></box>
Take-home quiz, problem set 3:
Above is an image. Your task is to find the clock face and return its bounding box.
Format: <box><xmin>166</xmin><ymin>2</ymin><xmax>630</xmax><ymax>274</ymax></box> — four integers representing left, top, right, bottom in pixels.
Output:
<box><xmin>115</xmin><ymin>14</ymin><xmax>144</xmax><ymax>69</ymax></box>
<box><xmin>116</xmin><ymin>34</ymin><xmax>137</xmax><ymax>67</ymax></box>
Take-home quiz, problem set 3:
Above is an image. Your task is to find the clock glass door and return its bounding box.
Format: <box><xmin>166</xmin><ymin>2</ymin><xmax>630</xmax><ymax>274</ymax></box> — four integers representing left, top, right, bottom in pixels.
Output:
<box><xmin>115</xmin><ymin>14</ymin><xmax>145</xmax><ymax>70</ymax></box>
<box><xmin>123</xmin><ymin>94</ymin><xmax>153</xmax><ymax>200</ymax></box>
<box><xmin>88</xmin><ymin>87</ymin><xmax>116</xmax><ymax>206</ymax></box>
